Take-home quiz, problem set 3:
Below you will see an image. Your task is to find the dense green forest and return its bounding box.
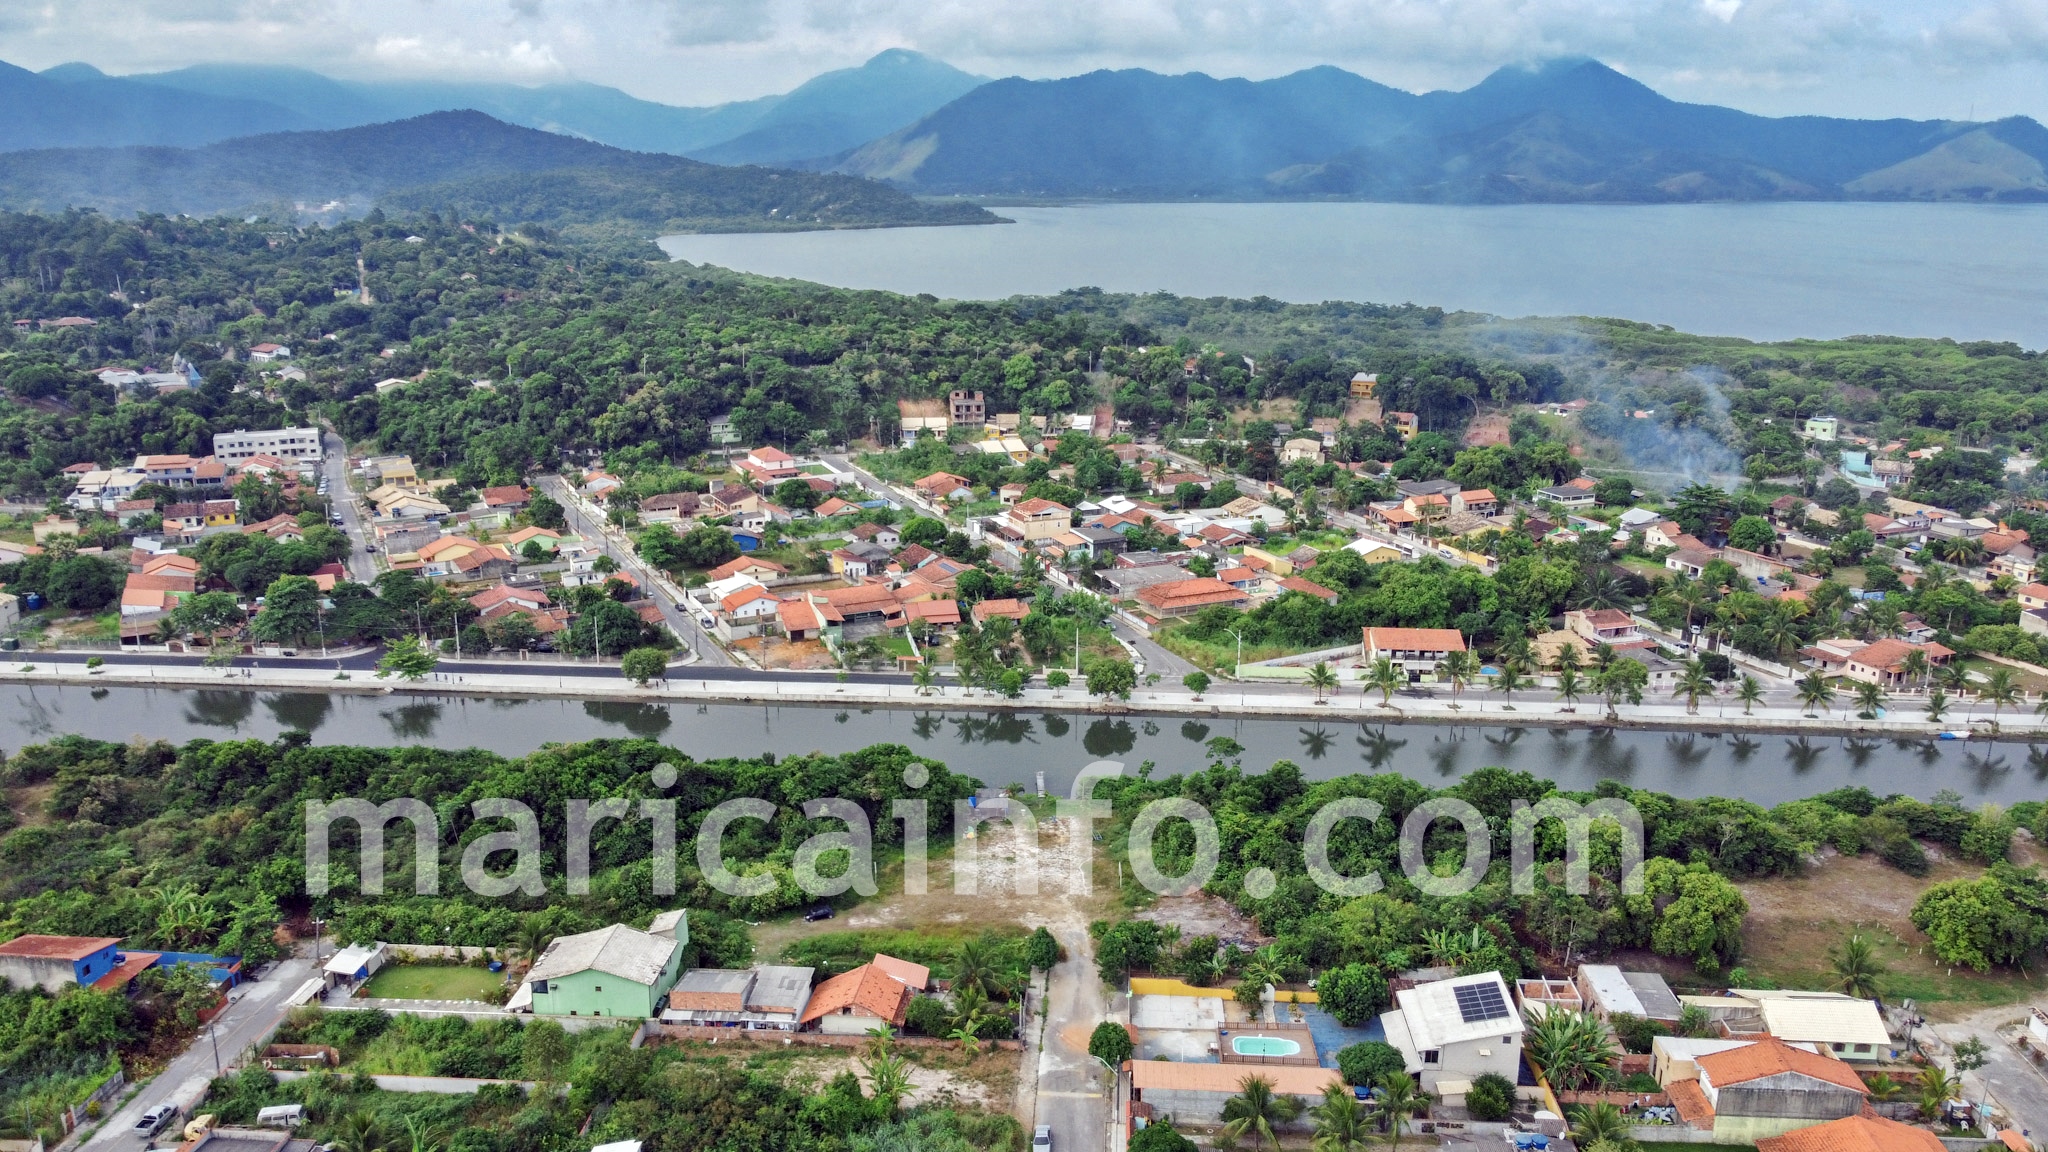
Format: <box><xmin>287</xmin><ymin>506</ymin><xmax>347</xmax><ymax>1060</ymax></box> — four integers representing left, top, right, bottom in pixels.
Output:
<box><xmin>1</xmin><ymin>208</ymin><xmax>2044</xmax><ymax>499</ymax></box>
<box><xmin>0</xmin><ymin>111</ymin><xmax>998</xmax><ymax>233</ymax></box>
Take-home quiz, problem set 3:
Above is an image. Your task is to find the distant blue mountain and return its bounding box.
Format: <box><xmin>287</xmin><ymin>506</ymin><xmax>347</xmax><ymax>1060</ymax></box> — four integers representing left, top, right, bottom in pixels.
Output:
<box><xmin>0</xmin><ymin>51</ymin><xmax>985</xmax><ymax>160</ymax></box>
<box><xmin>831</xmin><ymin>58</ymin><xmax>2048</xmax><ymax>202</ymax></box>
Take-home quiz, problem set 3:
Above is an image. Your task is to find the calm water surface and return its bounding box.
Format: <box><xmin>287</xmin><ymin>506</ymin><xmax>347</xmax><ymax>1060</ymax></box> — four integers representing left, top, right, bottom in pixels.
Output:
<box><xmin>9</xmin><ymin>684</ymin><xmax>2046</xmax><ymax>805</ymax></box>
<box><xmin>662</xmin><ymin>202</ymin><xmax>2048</xmax><ymax>343</ymax></box>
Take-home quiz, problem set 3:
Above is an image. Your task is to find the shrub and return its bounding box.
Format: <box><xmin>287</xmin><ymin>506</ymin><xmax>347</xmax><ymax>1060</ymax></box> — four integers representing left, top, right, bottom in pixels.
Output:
<box><xmin>905</xmin><ymin>995</ymin><xmax>952</xmax><ymax>1037</ymax></box>
<box><xmin>1338</xmin><ymin>1040</ymin><xmax>1405</xmax><ymax>1087</ymax></box>
<box><xmin>1317</xmin><ymin>963</ymin><xmax>1390</xmax><ymax>1027</ymax></box>
<box><xmin>1466</xmin><ymin>1072</ymin><xmax>1516</xmax><ymax>1121</ymax></box>
<box><xmin>1608</xmin><ymin>1011</ymin><xmax>1668</xmax><ymax>1055</ymax></box>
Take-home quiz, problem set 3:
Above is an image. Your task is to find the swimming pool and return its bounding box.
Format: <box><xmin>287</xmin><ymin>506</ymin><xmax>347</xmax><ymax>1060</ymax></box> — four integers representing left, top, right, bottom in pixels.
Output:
<box><xmin>1231</xmin><ymin>1035</ymin><xmax>1303</xmax><ymax>1058</ymax></box>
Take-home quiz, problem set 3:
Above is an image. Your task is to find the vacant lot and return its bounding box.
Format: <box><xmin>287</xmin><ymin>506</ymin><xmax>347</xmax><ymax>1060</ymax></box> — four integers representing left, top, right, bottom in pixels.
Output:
<box><xmin>360</xmin><ymin>963</ymin><xmax>505</xmax><ymax>1002</ymax></box>
<box><xmin>1738</xmin><ymin>851</ymin><xmax>2045</xmax><ymax>1017</ymax></box>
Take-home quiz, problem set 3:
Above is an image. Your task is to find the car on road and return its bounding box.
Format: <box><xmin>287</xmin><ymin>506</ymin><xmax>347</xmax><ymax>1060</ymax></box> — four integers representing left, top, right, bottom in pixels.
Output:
<box><xmin>804</xmin><ymin>904</ymin><xmax>835</xmax><ymax>922</ymax></box>
<box><xmin>1032</xmin><ymin>1125</ymin><xmax>1052</xmax><ymax>1151</ymax></box>
<box><xmin>135</xmin><ymin>1104</ymin><xmax>179</xmax><ymax>1136</ymax></box>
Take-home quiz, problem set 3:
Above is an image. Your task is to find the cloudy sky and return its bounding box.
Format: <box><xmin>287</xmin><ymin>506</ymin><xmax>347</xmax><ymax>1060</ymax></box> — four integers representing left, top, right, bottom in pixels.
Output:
<box><xmin>3</xmin><ymin>0</ymin><xmax>2045</xmax><ymax>121</ymax></box>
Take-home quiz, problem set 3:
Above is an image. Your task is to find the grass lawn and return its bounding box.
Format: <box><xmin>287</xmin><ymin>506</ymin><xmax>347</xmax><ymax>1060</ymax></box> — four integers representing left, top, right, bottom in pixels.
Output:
<box><xmin>359</xmin><ymin>963</ymin><xmax>506</xmax><ymax>1002</ymax></box>
<box><xmin>1617</xmin><ymin>557</ymin><xmax>1668</xmax><ymax>580</ymax></box>
<box><xmin>1737</xmin><ymin>853</ymin><xmax>2046</xmax><ymax>1015</ymax></box>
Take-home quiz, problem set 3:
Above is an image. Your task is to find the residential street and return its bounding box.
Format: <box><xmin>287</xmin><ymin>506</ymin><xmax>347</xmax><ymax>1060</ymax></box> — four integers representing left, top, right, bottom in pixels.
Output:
<box><xmin>319</xmin><ymin>430</ymin><xmax>376</xmax><ymax>585</ymax></box>
<box><xmin>1933</xmin><ymin>1009</ymin><xmax>2048</xmax><ymax>1138</ymax></box>
<box><xmin>82</xmin><ymin>952</ymin><xmax>316</xmax><ymax>1148</ymax></box>
<box><xmin>1032</xmin><ymin>883</ymin><xmax>1117</xmax><ymax>1152</ymax></box>
<box><xmin>534</xmin><ymin>475</ymin><xmax>729</xmax><ymax>667</ymax></box>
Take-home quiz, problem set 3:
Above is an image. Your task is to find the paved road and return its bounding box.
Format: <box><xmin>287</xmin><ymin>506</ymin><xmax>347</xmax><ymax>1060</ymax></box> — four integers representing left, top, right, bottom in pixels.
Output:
<box><xmin>535</xmin><ymin>476</ymin><xmax>730</xmax><ymax>668</ymax></box>
<box><xmin>1933</xmin><ymin>1012</ymin><xmax>2048</xmax><ymax>1137</ymax></box>
<box><xmin>318</xmin><ymin>430</ymin><xmax>377</xmax><ymax>585</ymax></box>
<box><xmin>84</xmin><ymin>953</ymin><xmax>316</xmax><ymax>1148</ymax></box>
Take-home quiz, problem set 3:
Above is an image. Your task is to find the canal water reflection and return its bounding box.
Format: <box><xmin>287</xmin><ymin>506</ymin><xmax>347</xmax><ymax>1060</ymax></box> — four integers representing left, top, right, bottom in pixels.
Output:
<box><xmin>8</xmin><ymin>684</ymin><xmax>2045</xmax><ymax>805</ymax></box>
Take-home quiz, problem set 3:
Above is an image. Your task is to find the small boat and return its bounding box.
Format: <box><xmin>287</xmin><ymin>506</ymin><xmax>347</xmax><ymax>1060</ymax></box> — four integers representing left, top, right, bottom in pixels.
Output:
<box><xmin>1937</xmin><ymin>730</ymin><xmax>1972</xmax><ymax>741</ymax></box>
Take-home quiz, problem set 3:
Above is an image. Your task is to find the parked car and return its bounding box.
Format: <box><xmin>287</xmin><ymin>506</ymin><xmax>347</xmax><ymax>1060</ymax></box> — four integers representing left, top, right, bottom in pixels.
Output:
<box><xmin>135</xmin><ymin>1104</ymin><xmax>179</xmax><ymax>1136</ymax></box>
<box><xmin>1032</xmin><ymin>1126</ymin><xmax>1052</xmax><ymax>1151</ymax></box>
<box><xmin>804</xmin><ymin>904</ymin><xmax>835</xmax><ymax>922</ymax></box>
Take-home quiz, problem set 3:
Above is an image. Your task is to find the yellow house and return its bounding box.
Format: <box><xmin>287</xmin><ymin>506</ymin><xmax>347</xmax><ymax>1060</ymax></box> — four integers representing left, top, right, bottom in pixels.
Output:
<box><xmin>1346</xmin><ymin>540</ymin><xmax>1408</xmax><ymax>564</ymax></box>
<box><xmin>1240</xmin><ymin>546</ymin><xmax>1293</xmax><ymax>577</ymax></box>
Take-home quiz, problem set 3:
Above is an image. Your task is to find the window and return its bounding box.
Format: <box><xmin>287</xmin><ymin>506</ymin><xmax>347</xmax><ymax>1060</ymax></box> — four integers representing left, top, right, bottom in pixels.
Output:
<box><xmin>594</xmin><ymin>985</ymin><xmax>602</xmax><ymax>992</ymax></box>
<box><xmin>1421</xmin><ymin>1050</ymin><xmax>1441</xmax><ymax>1066</ymax></box>
<box><xmin>1854</xmin><ymin>1044</ymin><xmax>1871</xmax><ymax>1054</ymax></box>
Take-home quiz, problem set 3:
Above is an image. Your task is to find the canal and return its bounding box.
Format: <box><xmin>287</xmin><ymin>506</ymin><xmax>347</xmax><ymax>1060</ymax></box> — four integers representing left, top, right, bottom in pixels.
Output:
<box><xmin>7</xmin><ymin>683</ymin><xmax>2045</xmax><ymax>805</ymax></box>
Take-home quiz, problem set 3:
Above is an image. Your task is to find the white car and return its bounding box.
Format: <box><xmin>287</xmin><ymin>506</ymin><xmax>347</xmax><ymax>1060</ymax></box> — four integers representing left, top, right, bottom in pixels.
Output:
<box><xmin>1032</xmin><ymin>1125</ymin><xmax>1052</xmax><ymax>1151</ymax></box>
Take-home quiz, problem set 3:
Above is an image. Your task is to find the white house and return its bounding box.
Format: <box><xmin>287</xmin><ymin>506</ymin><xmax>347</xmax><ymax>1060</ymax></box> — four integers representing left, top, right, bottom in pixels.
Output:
<box><xmin>1379</xmin><ymin>971</ymin><xmax>1525</xmax><ymax>1095</ymax></box>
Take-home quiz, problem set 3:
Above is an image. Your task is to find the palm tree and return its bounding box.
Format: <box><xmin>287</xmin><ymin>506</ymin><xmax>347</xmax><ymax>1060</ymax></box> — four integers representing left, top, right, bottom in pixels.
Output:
<box><xmin>1853</xmin><ymin>681</ymin><xmax>1888</xmax><ymax>720</ymax></box>
<box><xmin>1673</xmin><ymin>658</ymin><xmax>1714</xmax><ymax>715</ymax></box>
<box><xmin>1935</xmin><ymin>535</ymin><xmax>1984</xmax><ymax>567</ymax></box>
<box><xmin>1243</xmin><ymin>944</ymin><xmax>1294</xmax><ymax>990</ymax></box>
<box><xmin>1865</xmin><ymin>1073</ymin><xmax>1903</xmax><ymax>1103</ymax></box>
<box><xmin>1917</xmin><ymin>1065</ymin><xmax>1961</xmax><ymax>1122</ymax></box>
<box><xmin>1795</xmin><ymin>671</ymin><xmax>1835</xmax><ymax>717</ymax></box>
<box><xmin>1556</xmin><ymin>641</ymin><xmax>1583</xmax><ymax>673</ymax></box>
<box><xmin>1526</xmin><ymin>1009</ymin><xmax>1619</xmax><ymax>1091</ymax></box>
<box><xmin>862</xmin><ymin>1023</ymin><xmax>898</xmax><ymax>1059</ymax></box>
<box><xmin>1364</xmin><ymin>657</ymin><xmax>1403</xmax><ymax>707</ymax></box>
<box><xmin>1307</xmin><ymin>660</ymin><xmax>1339</xmax><ymax>703</ymax></box>
<box><xmin>1667</xmin><ymin>578</ymin><xmax>1714</xmax><ymax>631</ymax></box>
<box><xmin>1568</xmin><ymin>1102</ymin><xmax>1634</xmax><ymax>1150</ymax></box>
<box><xmin>1899</xmin><ymin>647</ymin><xmax>1930</xmax><ymax>691</ymax></box>
<box><xmin>1927</xmin><ymin>686</ymin><xmax>1951</xmax><ymax>724</ymax></box>
<box><xmin>1554</xmin><ymin>665</ymin><xmax>1583</xmax><ymax>713</ymax></box>
<box><xmin>912</xmin><ymin>661</ymin><xmax>936</xmax><ymax>696</ymax></box>
<box><xmin>1828</xmin><ymin>934</ymin><xmax>1888</xmax><ymax>1000</ymax></box>
<box><xmin>1936</xmin><ymin>661</ymin><xmax>1973</xmax><ymax>697</ymax></box>
<box><xmin>1371</xmin><ymin>1072</ymin><xmax>1433</xmax><ymax>1152</ymax></box>
<box><xmin>954</xmin><ymin>939</ymin><xmax>998</xmax><ymax>999</ymax></box>
<box><xmin>1736</xmin><ymin>674</ymin><xmax>1764</xmax><ymax>715</ymax></box>
<box><xmin>334</xmin><ymin>1113</ymin><xmax>390</xmax><ymax>1152</ymax></box>
<box><xmin>1437</xmin><ymin>649</ymin><xmax>1479</xmax><ymax>709</ymax></box>
<box><xmin>1980</xmin><ymin>667</ymin><xmax>2021</xmax><ymax>730</ymax></box>
<box><xmin>1221</xmin><ymin>1074</ymin><xmax>1304</xmax><ymax>1151</ymax></box>
<box><xmin>1572</xmin><ymin>570</ymin><xmax>1630</xmax><ymax>611</ymax></box>
<box><xmin>1492</xmin><ymin>665</ymin><xmax>1528</xmax><ymax>710</ymax></box>
<box><xmin>402</xmin><ymin>1116</ymin><xmax>446</xmax><ymax>1152</ymax></box>
<box><xmin>1311</xmin><ymin>1082</ymin><xmax>1375</xmax><ymax>1152</ymax></box>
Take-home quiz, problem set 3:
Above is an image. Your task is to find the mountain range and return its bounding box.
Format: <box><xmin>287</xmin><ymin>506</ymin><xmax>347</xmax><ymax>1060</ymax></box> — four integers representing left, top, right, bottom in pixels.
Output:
<box><xmin>0</xmin><ymin>111</ymin><xmax>999</xmax><ymax>231</ymax></box>
<box><xmin>826</xmin><ymin>58</ymin><xmax>2048</xmax><ymax>202</ymax></box>
<box><xmin>5</xmin><ymin>52</ymin><xmax>2045</xmax><ymax>209</ymax></box>
<box><xmin>2</xmin><ymin>50</ymin><xmax>986</xmax><ymax>165</ymax></box>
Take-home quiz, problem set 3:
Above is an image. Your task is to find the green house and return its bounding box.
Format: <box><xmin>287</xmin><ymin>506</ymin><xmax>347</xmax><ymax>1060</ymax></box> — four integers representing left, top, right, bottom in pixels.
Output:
<box><xmin>520</xmin><ymin>923</ymin><xmax>683</xmax><ymax>1018</ymax></box>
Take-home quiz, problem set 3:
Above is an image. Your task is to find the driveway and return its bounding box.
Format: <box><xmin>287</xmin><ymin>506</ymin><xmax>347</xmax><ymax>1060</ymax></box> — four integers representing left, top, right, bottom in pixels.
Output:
<box><xmin>82</xmin><ymin>953</ymin><xmax>317</xmax><ymax>1148</ymax></box>
<box><xmin>1034</xmin><ymin>919</ymin><xmax>1116</xmax><ymax>1152</ymax></box>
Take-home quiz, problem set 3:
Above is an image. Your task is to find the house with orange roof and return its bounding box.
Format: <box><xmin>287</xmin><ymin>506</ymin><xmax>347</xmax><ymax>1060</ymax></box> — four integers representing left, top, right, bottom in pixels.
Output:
<box><xmin>1006</xmin><ymin>497</ymin><xmax>1072</xmax><ymax>544</ymax></box>
<box><xmin>797</xmin><ymin>952</ymin><xmax>927</xmax><ymax>1035</ymax></box>
<box><xmin>706</xmin><ymin>556</ymin><xmax>789</xmax><ymax>583</ymax></box>
<box><xmin>1136</xmin><ymin>578</ymin><xmax>1251</xmax><ymax>618</ymax></box>
<box><xmin>778</xmin><ymin>597</ymin><xmax>823</xmax><ymax>641</ymax></box>
<box><xmin>806</xmin><ymin>583</ymin><xmax>907</xmax><ymax>640</ymax></box>
<box><xmin>912</xmin><ymin>472</ymin><xmax>974</xmax><ymax>502</ymax></box>
<box><xmin>815</xmin><ymin>496</ymin><xmax>859</xmax><ymax>517</ymax></box>
<box><xmin>416</xmin><ymin>536</ymin><xmax>515</xmax><ymax>581</ymax></box>
<box><xmin>971</xmin><ymin>597</ymin><xmax>1030</xmax><ymax>624</ymax></box>
<box><xmin>905</xmin><ymin>598</ymin><xmax>961</xmax><ymax>631</ymax></box>
<box><xmin>0</xmin><ymin>934</ymin><xmax>128</xmax><ymax>994</ymax></box>
<box><xmin>243</xmin><ymin>513</ymin><xmax>306</xmax><ymax>541</ymax></box>
<box><xmin>1842</xmin><ymin>638</ymin><xmax>1953</xmax><ymax>687</ymax></box>
<box><xmin>141</xmin><ymin>553</ymin><xmax>201</xmax><ymax>578</ymax></box>
<box><xmin>1362</xmin><ymin>627</ymin><xmax>1466</xmax><ymax>681</ymax></box>
<box><xmin>1453</xmin><ymin>489</ymin><xmax>1498</xmax><ymax>515</ymax></box>
<box><xmin>1755</xmin><ymin>1114</ymin><xmax>1944</xmax><ymax>1152</ymax></box>
<box><xmin>1659</xmin><ymin>1036</ymin><xmax>1869</xmax><ymax>1141</ymax></box>
<box><xmin>1215</xmin><ymin>565</ymin><xmax>1258</xmax><ymax>589</ymax></box>
<box><xmin>1277</xmin><ymin>576</ymin><xmax>1337</xmax><ymax>603</ymax></box>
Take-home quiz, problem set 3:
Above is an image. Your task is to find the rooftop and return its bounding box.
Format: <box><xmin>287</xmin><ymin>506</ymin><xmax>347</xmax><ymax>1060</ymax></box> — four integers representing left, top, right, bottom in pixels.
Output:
<box><xmin>0</xmin><ymin>934</ymin><xmax>121</xmax><ymax>961</ymax></box>
<box><xmin>1696</xmin><ymin>1036</ymin><xmax>1867</xmax><ymax>1093</ymax></box>
<box><xmin>528</xmin><ymin>924</ymin><xmax>678</xmax><ymax>987</ymax></box>
<box><xmin>1754</xmin><ymin>1114</ymin><xmax>1945</xmax><ymax>1152</ymax></box>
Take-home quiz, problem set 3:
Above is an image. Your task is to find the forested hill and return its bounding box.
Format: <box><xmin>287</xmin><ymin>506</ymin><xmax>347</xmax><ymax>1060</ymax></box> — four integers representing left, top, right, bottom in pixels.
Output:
<box><xmin>1</xmin><ymin>209</ymin><xmax>2044</xmax><ymax>503</ymax></box>
<box><xmin>0</xmin><ymin>110</ymin><xmax>999</xmax><ymax>232</ymax></box>
<box><xmin>831</xmin><ymin>57</ymin><xmax>2048</xmax><ymax>202</ymax></box>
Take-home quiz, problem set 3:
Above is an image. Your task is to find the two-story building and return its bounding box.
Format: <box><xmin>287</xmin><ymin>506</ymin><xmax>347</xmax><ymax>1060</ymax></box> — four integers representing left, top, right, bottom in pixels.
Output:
<box><xmin>1006</xmin><ymin>497</ymin><xmax>1072</xmax><ymax>544</ymax></box>
<box><xmin>1362</xmin><ymin>627</ymin><xmax>1467</xmax><ymax>682</ymax></box>
<box><xmin>1379</xmin><ymin>971</ymin><xmax>1525</xmax><ymax>1095</ymax></box>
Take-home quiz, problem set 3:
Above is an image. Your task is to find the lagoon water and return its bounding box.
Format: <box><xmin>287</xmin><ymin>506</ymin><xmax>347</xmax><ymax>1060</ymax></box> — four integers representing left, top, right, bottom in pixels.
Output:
<box><xmin>10</xmin><ymin>684</ymin><xmax>2047</xmax><ymax>805</ymax></box>
<box><xmin>662</xmin><ymin>202</ymin><xmax>2048</xmax><ymax>344</ymax></box>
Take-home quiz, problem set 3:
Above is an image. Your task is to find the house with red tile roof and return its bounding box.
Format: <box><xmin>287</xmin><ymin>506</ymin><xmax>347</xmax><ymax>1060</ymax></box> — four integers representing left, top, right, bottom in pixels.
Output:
<box><xmin>1755</xmin><ymin>1115</ymin><xmax>1943</xmax><ymax>1152</ymax></box>
<box><xmin>0</xmin><ymin>934</ymin><xmax>126</xmax><ymax>994</ymax></box>
<box><xmin>971</xmin><ymin>597</ymin><xmax>1030</xmax><ymax>624</ymax></box>
<box><xmin>1277</xmin><ymin>576</ymin><xmax>1337</xmax><ymax>603</ymax></box>
<box><xmin>1362</xmin><ymin>627</ymin><xmax>1466</xmax><ymax>680</ymax></box>
<box><xmin>797</xmin><ymin>953</ymin><xmax>926</xmax><ymax>1034</ymax></box>
<box><xmin>1136</xmin><ymin>578</ymin><xmax>1251</xmax><ymax>618</ymax></box>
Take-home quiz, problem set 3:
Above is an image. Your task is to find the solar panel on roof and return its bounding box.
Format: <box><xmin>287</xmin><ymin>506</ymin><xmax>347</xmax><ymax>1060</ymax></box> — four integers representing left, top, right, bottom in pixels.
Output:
<box><xmin>1454</xmin><ymin>981</ymin><xmax>1510</xmax><ymax>1023</ymax></box>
